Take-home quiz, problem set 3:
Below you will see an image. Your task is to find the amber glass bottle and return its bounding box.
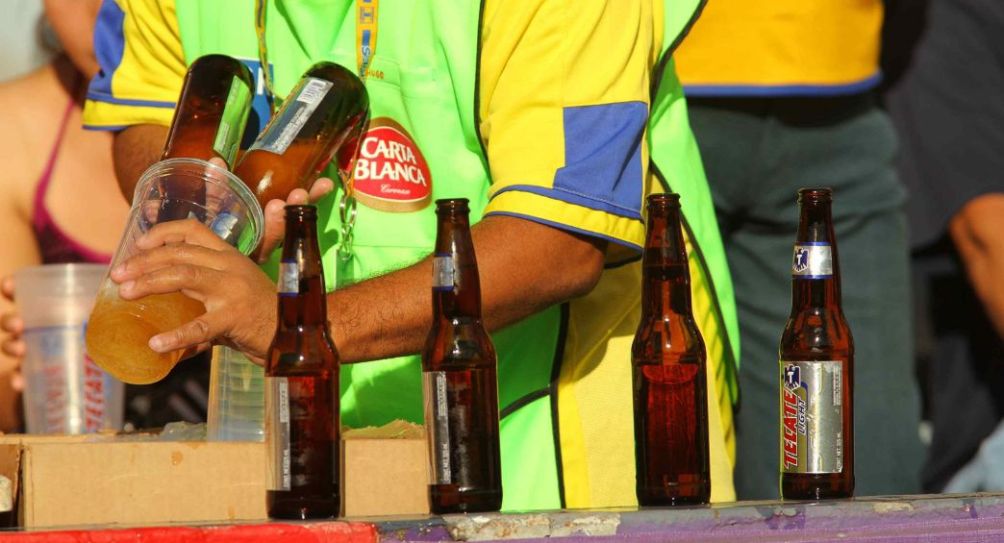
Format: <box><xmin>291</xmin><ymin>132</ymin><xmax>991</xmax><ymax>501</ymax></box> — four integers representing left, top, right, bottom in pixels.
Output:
<box><xmin>265</xmin><ymin>205</ymin><xmax>340</xmax><ymax>519</ymax></box>
<box><xmin>779</xmin><ymin>188</ymin><xmax>854</xmax><ymax>500</ymax></box>
<box><xmin>234</xmin><ymin>61</ymin><xmax>369</xmax><ymax>207</ymax></box>
<box><xmin>632</xmin><ymin>193</ymin><xmax>710</xmax><ymax>506</ymax></box>
<box><xmin>422</xmin><ymin>198</ymin><xmax>503</xmax><ymax>514</ymax></box>
<box><xmin>157</xmin><ymin>54</ymin><xmax>253</xmax><ymax>221</ymax></box>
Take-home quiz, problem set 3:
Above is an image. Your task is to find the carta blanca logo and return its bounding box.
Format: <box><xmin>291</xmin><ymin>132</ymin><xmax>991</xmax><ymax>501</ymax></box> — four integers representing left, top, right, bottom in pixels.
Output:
<box><xmin>237</xmin><ymin>58</ymin><xmax>275</xmax><ymax>147</ymax></box>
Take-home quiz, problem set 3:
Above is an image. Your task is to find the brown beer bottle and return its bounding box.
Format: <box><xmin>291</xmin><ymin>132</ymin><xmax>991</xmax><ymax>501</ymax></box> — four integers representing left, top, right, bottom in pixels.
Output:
<box><xmin>632</xmin><ymin>193</ymin><xmax>711</xmax><ymax>506</ymax></box>
<box><xmin>234</xmin><ymin>61</ymin><xmax>369</xmax><ymax>207</ymax></box>
<box><xmin>157</xmin><ymin>54</ymin><xmax>253</xmax><ymax>221</ymax></box>
<box><xmin>422</xmin><ymin>198</ymin><xmax>503</xmax><ymax>514</ymax></box>
<box><xmin>265</xmin><ymin>205</ymin><xmax>341</xmax><ymax>519</ymax></box>
<box><xmin>779</xmin><ymin>188</ymin><xmax>854</xmax><ymax>500</ymax></box>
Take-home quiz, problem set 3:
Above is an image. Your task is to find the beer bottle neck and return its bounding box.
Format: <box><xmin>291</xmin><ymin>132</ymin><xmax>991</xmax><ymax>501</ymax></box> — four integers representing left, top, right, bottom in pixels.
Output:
<box><xmin>432</xmin><ymin>210</ymin><xmax>482</xmax><ymax>321</ymax></box>
<box><xmin>277</xmin><ymin>212</ymin><xmax>328</xmax><ymax>328</ymax></box>
<box><xmin>790</xmin><ymin>198</ymin><xmax>841</xmax><ymax>311</ymax></box>
<box><xmin>641</xmin><ymin>206</ymin><xmax>694</xmax><ymax>321</ymax></box>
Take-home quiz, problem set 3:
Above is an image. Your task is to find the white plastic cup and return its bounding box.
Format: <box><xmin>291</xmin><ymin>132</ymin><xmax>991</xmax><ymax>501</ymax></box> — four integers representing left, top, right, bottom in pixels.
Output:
<box><xmin>15</xmin><ymin>263</ymin><xmax>124</xmax><ymax>434</ymax></box>
<box><xmin>207</xmin><ymin>346</ymin><xmax>265</xmax><ymax>441</ymax></box>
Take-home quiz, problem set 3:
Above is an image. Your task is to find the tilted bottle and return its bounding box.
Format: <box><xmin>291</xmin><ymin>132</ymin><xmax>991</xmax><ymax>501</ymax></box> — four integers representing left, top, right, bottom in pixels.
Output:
<box><xmin>779</xmin><ymin>188</ymin><xmax>854</xmax><ymax>500</ymax></box>
<box><xmin>157</xmin><ymin>54</ymin><xmax>253</xmax><ymax>221</ymax></box>
<box><xmin>632</xmin><ymin>193</ymin><xmax>711</xmax><ymax>506</ymax></box>
<box><xmin>234</xmin><ymin>61</ymin><xmax>369</xmax><ymax>207</ymax></box>
<box><xmin>422</xmin><ymin>198</ymin><xmax>503</xmax><ymax>514</ymax></box>
<box><xmin>265</xmin><ymin>205</ymin><xmax>341</xmax><ymax>519</ymax></box>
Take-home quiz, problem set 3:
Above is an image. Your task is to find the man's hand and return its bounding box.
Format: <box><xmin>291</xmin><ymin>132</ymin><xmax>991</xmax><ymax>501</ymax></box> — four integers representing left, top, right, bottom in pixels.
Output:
<box><xmin>950</xmin><ymin>193</ymin><xmax>1004</xmax><ymax>339</ymax></box>
<box><xmin>256</xmin><ymin>180</ymin><xmax>334</xmax><ymax>262</ymax></box>
<box><xmin>111</xmin><ymin>220</ymin><xmax>278</xmax><ymax>362</ymax></box>
<box><xmin>0</xmin><ymin>277</ymin><xmax>25</xmax><ymax>391</ymax></box>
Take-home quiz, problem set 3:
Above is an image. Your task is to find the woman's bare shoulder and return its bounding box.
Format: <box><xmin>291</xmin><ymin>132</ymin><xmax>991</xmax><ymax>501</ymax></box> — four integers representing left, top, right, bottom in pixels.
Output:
<box><xmin>0</xmin><ymin>64</ymin><xmax>68</xmax><ymax>209</ymax></box>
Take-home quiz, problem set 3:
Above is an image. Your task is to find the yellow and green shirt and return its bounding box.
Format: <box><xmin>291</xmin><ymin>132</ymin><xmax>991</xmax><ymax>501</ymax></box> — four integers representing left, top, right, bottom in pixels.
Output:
<box><xmin>85</xmin><ymin>0</ymin><xmax>740</xmax><ymax>509</ymax></box>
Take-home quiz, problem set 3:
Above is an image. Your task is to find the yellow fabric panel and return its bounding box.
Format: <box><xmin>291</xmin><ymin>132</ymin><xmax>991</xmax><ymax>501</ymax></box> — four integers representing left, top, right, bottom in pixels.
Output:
<box><xmin>83</xmin><ymin>0</ymin><xmax>185</xmax><ymax>128</ymax></box>
<box><xmin>479</xmin><ymin>0</ymin><xmax>655</xmax><ymax>262</ymax></box>
<box><xmin>484</xmin><ymin>190</ymin><xmax>645</xmax><ymax>252</ymax></box>
<box><xmin>557</xmin><ymin>247</ymin><xmax>736</xmax><ymax>507</ymax></box>
<box><xmin>675</xmin><ymin>0</ymin><xmax>883</xmax><ymax>88</ymax></box>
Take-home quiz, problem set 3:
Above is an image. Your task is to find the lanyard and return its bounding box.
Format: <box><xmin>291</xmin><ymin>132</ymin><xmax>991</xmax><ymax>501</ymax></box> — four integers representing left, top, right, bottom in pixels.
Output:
<box><xmin>253</xmin><ymin>0</ymin><xmax>378</xmax><ymax>263</ymax></box>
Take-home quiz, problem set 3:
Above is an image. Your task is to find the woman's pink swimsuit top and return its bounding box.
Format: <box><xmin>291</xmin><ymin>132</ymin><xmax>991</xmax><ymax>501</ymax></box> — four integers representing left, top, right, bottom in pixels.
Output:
<box><xmin>31</xmin><ymin>99</ymin><xmax>112</xmax><ymax>265</ymax></box>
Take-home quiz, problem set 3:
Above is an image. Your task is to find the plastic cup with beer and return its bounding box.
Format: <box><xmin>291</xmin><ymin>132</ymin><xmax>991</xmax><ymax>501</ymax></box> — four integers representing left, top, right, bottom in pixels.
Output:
<box><xmin>15</xmin><ymin>263</ymin><xmax>124</xmax><ymax>434</ymax></box>
<box><xmin>85</xmin><ymin>158</ymin><xmax>264</xmax><ymax>385</ymax></box>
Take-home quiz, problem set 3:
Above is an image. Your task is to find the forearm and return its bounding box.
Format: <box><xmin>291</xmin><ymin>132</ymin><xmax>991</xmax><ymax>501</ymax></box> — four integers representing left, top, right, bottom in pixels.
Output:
<box><xmin>112</xmin><ymin>125</ymin><xmax>168</xmax><ymax>200</ymax></box>
<box><xmin>331</xmin><ymin>215</ymin><xmax>606</xmax><ymax>363</ymax></box>
<box><xmin>950</xmin><ymin>193</ymin><xmax>1004</xmax><ymax>338</ymax></box>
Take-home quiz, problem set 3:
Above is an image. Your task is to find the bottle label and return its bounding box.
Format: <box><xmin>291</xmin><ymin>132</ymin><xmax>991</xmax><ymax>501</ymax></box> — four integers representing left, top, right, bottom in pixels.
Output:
<box><xmin>423</xmin><ymin>370</ymin><xmax>452</xmax><ymax>484</ymax></box>
<box><xmin>212</xmin><ymin>75</ymin><xmax>252</xmax><ymax>165</ymax></box>
<box><xmin>265</xmin><ymin>376</ymin><xmax>292</xmax><ymax>491</ymax></box>
<box><xmin>250</xmin><ymin>77</ymin><xmax>334</xmax><ymax>156</ymax></box>
<box><xmin>432</xmin><ymin>254</ymin><xmax>454</xmax><ymax>291</ymax></box>
<box><xmin>278</xmin><ymin>260</ymin><xmax>300</xmax><ymax>295</ymax></box>
<box><xmin>780</xmin><ymin>360</ymin><xmax>844</xmax><ymax>474</ymax></box>
<box><xmin>791</xmin><ymin>243</ymin><xmax>833</xmax><ymax>278</ymax></box>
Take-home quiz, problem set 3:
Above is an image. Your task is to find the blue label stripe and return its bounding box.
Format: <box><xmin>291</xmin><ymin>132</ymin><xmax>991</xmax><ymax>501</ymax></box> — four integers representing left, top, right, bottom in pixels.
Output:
<box><xmin>794</xmin><ymin>274</ymin><xmax>834</xmax><ymax>280</ymax></box>
<box><xmin>798</xmin><ymin>241</ymin><xmax>832</xmax><ymax>247</ymax></box>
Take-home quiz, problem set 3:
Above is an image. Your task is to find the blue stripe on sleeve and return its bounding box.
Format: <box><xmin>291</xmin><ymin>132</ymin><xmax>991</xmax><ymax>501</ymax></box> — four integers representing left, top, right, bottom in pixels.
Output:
<box><xmin>89</xmin><ymin>0</ymin><xmax>127</xmax><ymax>101</ymax></box>
<box><xmin>552</xmin><ymin>102</ymin><xmax>646</xmax><ymax>218</ymax></box>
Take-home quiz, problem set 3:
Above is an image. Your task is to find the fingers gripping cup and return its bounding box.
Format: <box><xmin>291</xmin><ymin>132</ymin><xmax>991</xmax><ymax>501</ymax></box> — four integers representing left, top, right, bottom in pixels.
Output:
<box><xmin>16</xmin><ymin>264</ymin><xmax>123</xmax><ymax>434</ymax></box>
<box><xmin>85</xmin><ymin>158</ymin><xmax>264</xmax><ymax>385</ymax></box>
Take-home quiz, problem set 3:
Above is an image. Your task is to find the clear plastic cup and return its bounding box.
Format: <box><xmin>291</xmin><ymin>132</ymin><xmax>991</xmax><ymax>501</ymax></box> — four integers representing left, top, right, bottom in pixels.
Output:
<box><xmin>15</xmin><ymin>263</ymin><xmax>124</xmax><ymax>434</ymax></box>
<box><xmin>85</xmin><ymin>158</ymin><xmax>264</xmax><ymax>385</ymax></box>
<box><xmin>207</xmin><ymin>346</ymin><xmax>265</xmax><ymax>441</ymax></box>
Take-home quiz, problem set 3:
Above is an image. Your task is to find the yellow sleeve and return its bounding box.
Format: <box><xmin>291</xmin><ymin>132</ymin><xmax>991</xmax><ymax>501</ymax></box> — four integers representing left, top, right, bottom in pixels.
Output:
<box><xmin>479</xmin><ymin>0</ymin><xmax>655</xmax><ymax>261</ymax></box>
<box><xmin>83</xmin><ymin>0</ymin><xmax>185</xmax><ymax>130</ymax></box>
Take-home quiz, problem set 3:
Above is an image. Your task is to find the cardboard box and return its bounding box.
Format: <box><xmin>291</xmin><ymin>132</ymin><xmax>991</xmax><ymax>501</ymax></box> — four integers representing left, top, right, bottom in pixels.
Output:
<box><xmin>0</xmin><ymin>424</ymin><xmax>429</xmax><ymax>528</ymax></box>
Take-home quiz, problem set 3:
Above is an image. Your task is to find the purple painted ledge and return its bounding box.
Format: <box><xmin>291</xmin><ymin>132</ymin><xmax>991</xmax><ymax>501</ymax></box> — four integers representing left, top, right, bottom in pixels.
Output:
<box><xmin>376</xmin><ymin>493</ymin><xmax>1004</xmax><ymax>543</ymax></box>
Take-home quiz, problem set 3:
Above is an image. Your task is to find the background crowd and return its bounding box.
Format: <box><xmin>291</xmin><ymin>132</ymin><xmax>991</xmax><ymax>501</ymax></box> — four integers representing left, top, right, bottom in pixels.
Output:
<box><xmin>0</xmin><ymin>0</ymin><xmax>1001</xmax><ymax>500</ymax></box>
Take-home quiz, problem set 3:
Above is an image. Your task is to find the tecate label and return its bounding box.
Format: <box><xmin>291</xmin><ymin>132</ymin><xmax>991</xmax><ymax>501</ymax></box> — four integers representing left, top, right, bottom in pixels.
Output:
<box><xmin>424</xmin><ymin>371</ymin><xmax>452</xmax><ymax>484</ymax></box>
<box><xmin>250</xmin><ymin>77</ymin><xmax>333</xmax><ymax>155</ymax></box>
<box><xmin>24</xmin><ymin>324</ymin><xmax>113</xmax><ymax>434</ymax></box>
<box><xmin>279</xmin><ymin>261</ymin><xmax>300</xmax><ymax>295</ymax></box>
<box><xmin>432</xmin><ymin>254</ymin><xmax>455</xmax><ymax>291</ymax></box>
<box><xmin>266</xmin><ymin>376</ymin><xmax>291</xmax><ymax>491</ymax></box>
<box><xmin>792</xmin><ymin>243</ymin><xmax>833</xmax><ymax>278</ymax></box>
<box><xmin>780</xmin><ymin>360</ymin><xmax>843</xmax><ymax>474</ymax></box>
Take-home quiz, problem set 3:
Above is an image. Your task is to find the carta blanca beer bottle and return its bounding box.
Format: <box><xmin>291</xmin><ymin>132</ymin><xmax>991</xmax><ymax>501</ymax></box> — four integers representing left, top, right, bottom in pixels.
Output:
<box><xmin>779</xmin><ymin>188</ymin><xmax>854</xmax><ymax>500</ymax></box>
<box><xmin>265</xmin><ymin>205</ymin><xmax>340</xmax><ymax>519</ymax></box>
<box><xmin>234</xmin><ymin>61</ymin><xmax>369</xmax><ymax>207</ymax></box>
<box><xmin>157</xmin><ymin>54</ymin><xmax>253</xmax><ymax>222</ymax></box>
<box><xmin>422</xmin><ymin>198</ymin><xmax>503</xmax><ymax>514</ymax></box>
<box><xmin>632</xmin><ymin>193</ymin><xmax>711</xmax><ymax>506</ymax></box>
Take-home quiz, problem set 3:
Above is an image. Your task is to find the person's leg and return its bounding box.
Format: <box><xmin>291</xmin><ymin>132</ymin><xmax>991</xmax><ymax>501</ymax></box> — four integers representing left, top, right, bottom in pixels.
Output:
<box><xmin>689</xmin><ymin>95</ymin><xmax>924</xmax><ymax>499</ymax></box>
<box><xmin>771</xmin><ymin>97</ymin><xmax>923</xmax><ymax>495</ymax></box>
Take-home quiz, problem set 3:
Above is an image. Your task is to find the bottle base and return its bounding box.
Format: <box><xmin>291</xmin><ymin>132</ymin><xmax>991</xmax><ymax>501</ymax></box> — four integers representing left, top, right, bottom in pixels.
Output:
<box><xmin>781</xmin><ymin>473</ymin><xmax>853</xmax><ymax>500</ymax></box>
<box><xmin>266</xmin><ymin>490</ymin><xmax>339</xmax><ymax>520</ymax></box>
<box><xmin>429</xmin><ymin>484</ymin><xmax>502</xmax><ymax>515</ymax></box>
<box><xmin>637</xmin><ymin>482</ymin><xmax>710</xmax><ymax>507</ymax></box>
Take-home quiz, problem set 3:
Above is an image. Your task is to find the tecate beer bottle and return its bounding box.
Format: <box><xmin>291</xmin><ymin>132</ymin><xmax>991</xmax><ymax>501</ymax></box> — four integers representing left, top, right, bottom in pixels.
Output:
<box><xmin>265</xmin><ymin>205</ymin><xmax>341</xmax><ymax>519</ymax></box>
<box><xmin>632</xmin><ymin>193</ymin><xmax>711</xmax><ymax>506</ymax></box>
<box><xmin>158</xmin><ymin>54</ymin><xmax>253</xmax><ymax>221</ymax></box>
<box><xmin>779</xmin><ymin>188</ymin><xmax>854</xmax><ymax>500</ymax></box>
<box><xmin>422</xmin><ymin>198</ymin><xmax>503</xmax><ymax>514</ymax></box>
<box><xmin>234</xmin><ymin>61</ymin><xmax>369</xmax><ymax>207</ymax></box>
